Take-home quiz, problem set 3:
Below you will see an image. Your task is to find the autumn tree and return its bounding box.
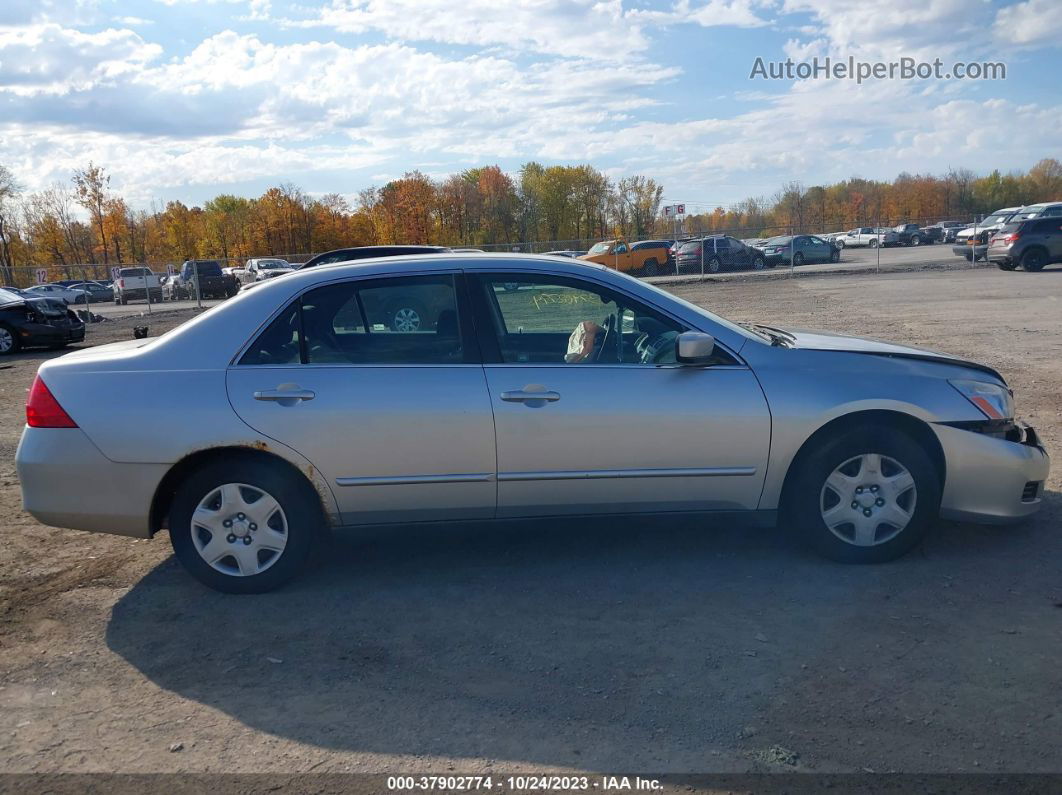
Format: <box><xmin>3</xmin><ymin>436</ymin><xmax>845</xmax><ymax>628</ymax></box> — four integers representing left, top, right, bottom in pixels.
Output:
<box><xmin>0</xmin><ymin>164</ymin><xmax>20</xmax><ymax>282</ymax></box>
<box><xmin>73</xmin><ymin>162</ymin><xmax>111</xmax><ymax>264</ymax></box>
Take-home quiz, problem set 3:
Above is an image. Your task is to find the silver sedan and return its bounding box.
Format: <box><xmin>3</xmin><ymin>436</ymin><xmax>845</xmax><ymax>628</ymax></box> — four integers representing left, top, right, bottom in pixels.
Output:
<box><xmin>17</xmin><ymin>255</ymin><xmax>1049</xmax><ymax>592</ymax></box>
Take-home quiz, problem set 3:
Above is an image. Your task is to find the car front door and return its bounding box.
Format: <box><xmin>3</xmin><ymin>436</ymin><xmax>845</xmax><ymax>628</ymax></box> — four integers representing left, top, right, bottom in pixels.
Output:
<box><xmin>468</xmin><ymin>272</ymin><xmax>771</xmax><ymax>518</ymax></box>
<box><xmin>226</xmin><ymin>272</ymin><xmax>497</xmax><ymax>525</ymax></box>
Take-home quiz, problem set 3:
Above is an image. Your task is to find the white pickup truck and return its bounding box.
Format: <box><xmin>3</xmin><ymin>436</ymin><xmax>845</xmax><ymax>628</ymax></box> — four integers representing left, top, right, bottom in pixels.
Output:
<box><xmin>113</xmin><ymin>267</ymin><xmax>162</xmax><ymax>305</ymax></box>
<box><xmin>839</xmin><ymin>227</ymin><xmax>899</xmax><ymax>248</ymax></box>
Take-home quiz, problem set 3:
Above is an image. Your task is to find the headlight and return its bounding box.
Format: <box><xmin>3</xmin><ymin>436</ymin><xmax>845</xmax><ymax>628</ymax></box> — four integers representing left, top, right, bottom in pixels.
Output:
<box><xmin>950</xmin><ymin>379</ymin><xmax>1014</xmax><ymax>420</ymax></box>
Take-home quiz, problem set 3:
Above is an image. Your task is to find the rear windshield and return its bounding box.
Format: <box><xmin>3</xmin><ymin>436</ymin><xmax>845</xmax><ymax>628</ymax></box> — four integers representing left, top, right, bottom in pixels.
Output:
<box><xmin>188</xmin><ymin>261</ymin><xmax>222</xmax><ymax>275</ymax></box>
<box><xmin>120</xmin><ymin>268</ymin><xmax>149</xmax><ymax>277</ymax></box>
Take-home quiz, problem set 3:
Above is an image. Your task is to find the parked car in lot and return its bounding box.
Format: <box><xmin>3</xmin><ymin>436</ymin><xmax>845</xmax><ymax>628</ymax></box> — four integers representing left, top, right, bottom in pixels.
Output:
<box><xmin>923</xmin><ymin>221</ymin><xmax>967</xmax><ymax>244</ymax></box>
<box><xmin>954</xmin><ymin>208</ymin><xmax>1022</xmax><ymax>251</ymax></box>
<box><xmin>69</xmin><ymin>281</ymin><xmax>113</xmax><ymax>303</ymax></box>
<box><xmin>159</xmin><ymin>274</ymin><xmax>182</xmax><ymax>301</ymax></box>
<box><xmin>0</xmin><ymin>287</ymin><xmax>85</xmax><ymax>354</ymax></box>
<box><xmin>25</xmin><ymin>283</ymin><xmax>89</xmax><ymax>305</ymax></box>
<box><xmin>299</xmin><ymin>246</ymin><xmax>450</xmax><ymax>269</ymax></box>
<box><xmin>113</xmin><ymin>267</ymin><xmax>162</xmax><ymax>305</ymax></box>
<box><xmin>892</xmin><ymin>224</ymin><xmax>927</xmax><ymax>247</ymax></box>
<box><xmin>580</xmin><ymin>238</ymin><xmax>670</xmax><ymax>276</ymax></box>
<box><xmin>16</xmin><ymin>254</ymin><xmax>1048</xmax><ymax>592</ymax></box>
<box><xmin>676</xmin><ymin>235</ymin><xmax>766</xmax><ymax>273</ymax></box>
<box><xmin>232</xmin><ymin>258</ymin><xmax>295</xmax><ymax>289</ymax></box>
<box><xmin>179</xmin><ymin>260</ymin><xmax>239</xmax><ymax>299</ymax></box>
<box><xmin>988</xmin><ymin>217</ymin><xmax>1062</xmax><ymax>272</ymax></box>
<box><xmin>1016</xmin><ymin>201</ymin><xmax>1062</xmax><ymax>220</ymax></box>
<box><xmin>821</xmin><ymin>232</ymin><xmax>848</xmax><ymax>248</ymax></box>
<box><xmin>755</xmin><ymin>235</ymin><xmax>841</xmax><ymax>266</ymax></box>
<box><xmin>840</xmin><ymin>228</ymin><xmax>898</xmax><ymax>248</ymax></box>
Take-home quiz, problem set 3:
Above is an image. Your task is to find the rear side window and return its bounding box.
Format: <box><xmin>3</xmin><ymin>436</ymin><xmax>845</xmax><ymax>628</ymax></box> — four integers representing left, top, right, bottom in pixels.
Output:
<box><xmin>240</xmin><ymin>274</ymin><xmax>465</xmax><ymax>366</ymax></box>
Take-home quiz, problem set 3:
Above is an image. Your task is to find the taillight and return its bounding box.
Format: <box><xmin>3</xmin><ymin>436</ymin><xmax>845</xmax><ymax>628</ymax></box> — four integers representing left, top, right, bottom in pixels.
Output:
<box><xmin>1004</xmin><ymin>233</ymin><xmax>1020</xmax><ymax>243</ymax></box>
<box><xmin>118</xmin><ymin>278</ymin><xmax>125</xmax><ymax>288</ymax></box>
<box><xmin>26</xmin><ymin>374</ymin><xmax>78</xmax><ymax>428</ymax></box>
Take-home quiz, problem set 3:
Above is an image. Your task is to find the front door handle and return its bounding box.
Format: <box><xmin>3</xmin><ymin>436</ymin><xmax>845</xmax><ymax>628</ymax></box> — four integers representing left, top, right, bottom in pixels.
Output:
<box><xmin>501</xmin><ymin>388</ymin><xmax>561</xmax><ymax>406</ymax></box>
<box><xmin>254</xmin><ymin>385</ymin><xmax>316</xmax><ymax>405</ymax></box>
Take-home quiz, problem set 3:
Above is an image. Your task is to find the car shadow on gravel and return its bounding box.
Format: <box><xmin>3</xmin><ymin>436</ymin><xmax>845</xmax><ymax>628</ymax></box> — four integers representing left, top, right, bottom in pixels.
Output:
<box><xmin>106</xmin><ymin>498</ymin><xmax>1062</xmax><ymax>771</ymax></box>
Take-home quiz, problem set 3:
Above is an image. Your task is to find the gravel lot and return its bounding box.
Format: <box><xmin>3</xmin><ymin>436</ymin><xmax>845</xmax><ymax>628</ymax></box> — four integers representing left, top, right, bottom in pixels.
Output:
<box><xmin>1</xmin><ymin>265</ymin><xmax>1059</xmax><ymax>776</ymax></box>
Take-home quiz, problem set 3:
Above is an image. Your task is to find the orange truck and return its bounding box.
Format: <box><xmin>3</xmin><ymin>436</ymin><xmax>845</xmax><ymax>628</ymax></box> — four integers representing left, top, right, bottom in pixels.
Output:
<box><xmin>579</xmin><ymin>238</ymin><xmax>671</xmax><ymax>276</ymax></box>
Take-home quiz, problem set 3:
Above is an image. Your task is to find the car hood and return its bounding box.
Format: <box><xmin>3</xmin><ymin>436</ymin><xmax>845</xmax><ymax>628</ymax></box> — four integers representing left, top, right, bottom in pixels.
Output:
<box><xmin>772</xmin><ymin>327</ymin><xmax>1003</xmax><ymax>381</ymax></box>
<box><xmin>1</xmin><ymin>295</ymin><xmax>69</xmax><ymax>315</ymax></box>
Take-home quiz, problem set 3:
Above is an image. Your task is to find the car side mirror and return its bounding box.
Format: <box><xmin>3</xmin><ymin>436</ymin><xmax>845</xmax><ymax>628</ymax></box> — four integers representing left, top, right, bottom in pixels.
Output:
<box><xmin>676</xmin><ymin>331</ymin><xmax>716</xmax><ymax>365</ymax></box>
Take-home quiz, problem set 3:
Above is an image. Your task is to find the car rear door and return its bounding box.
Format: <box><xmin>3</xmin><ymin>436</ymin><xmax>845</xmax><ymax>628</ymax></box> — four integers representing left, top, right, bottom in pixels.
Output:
<box><xmin>226</xmin><ymin>272</ymin><xmax>497</xmax><ymax>525</ymax></box>
<box><xmin>467</xmin><ymin>271</ymin><xmax>770</xmax><ymax>518</ymax></box>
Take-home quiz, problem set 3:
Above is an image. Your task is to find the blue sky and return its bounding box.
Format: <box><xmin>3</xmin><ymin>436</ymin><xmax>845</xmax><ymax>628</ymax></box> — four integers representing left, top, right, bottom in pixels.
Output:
<box><xmin>1</xmin><ymin>0</ymin><xmax>1059</xmax><ymax>212</ymax></box>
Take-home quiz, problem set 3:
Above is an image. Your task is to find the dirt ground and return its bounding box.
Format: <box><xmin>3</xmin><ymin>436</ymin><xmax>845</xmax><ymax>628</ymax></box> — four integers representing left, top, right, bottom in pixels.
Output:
<box><xmin>0</xmin><ymin>266</ymin><xmax>1060</xmax><ymax>776</ymax></box>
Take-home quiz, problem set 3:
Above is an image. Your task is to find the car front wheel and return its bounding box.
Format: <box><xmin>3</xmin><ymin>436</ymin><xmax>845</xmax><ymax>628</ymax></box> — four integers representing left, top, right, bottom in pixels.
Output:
<box><xmin>786</xmin><ymin>426</ymin><xmax>940</xmax><ymax>563</ymax></box>
<box><xmin>168</xmin><ymin>456</ymin><xmax>322</xmax><ymax>593</ymax></box>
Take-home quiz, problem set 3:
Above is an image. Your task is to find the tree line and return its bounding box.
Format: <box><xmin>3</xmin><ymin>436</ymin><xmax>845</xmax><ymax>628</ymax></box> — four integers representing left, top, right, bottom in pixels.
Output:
<box><xmin>1</xmin><ymin>158</ymin><xmax>1060</xmax><ymax>283</ymax></box>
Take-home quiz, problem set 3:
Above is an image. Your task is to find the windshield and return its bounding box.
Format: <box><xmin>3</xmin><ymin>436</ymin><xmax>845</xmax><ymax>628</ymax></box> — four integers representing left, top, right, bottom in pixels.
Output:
<box><xmin>259</xmin><ymin>260</ymin><xmax>291</xmax><ymax>269</ymax></box>
<box><xmin>979</xmin><ymin>214</ymin><xmax>1011</xmax><ymax>226</ymax></box>
<box><xmin>588</xmin><ymin>242</ymin><xmax>612</xmax><ymax>254</ymax></box>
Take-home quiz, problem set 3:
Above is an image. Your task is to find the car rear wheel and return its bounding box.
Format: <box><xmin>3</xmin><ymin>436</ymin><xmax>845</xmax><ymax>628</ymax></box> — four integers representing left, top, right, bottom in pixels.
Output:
<box><xmin>642</xmin><ymin>258</ymin><xmax>659</xmax><ymax>277</ymax></box>
<box><xmin>1020</xmin><ymin>248</ymin><xmax>1048</xmax><ymax>272</ymax></box>
<box><xmin>0</xmin><ymin>325</ymin><xmax>19</xmax><ymax>355</ymax></box>
<box><xmin>910</xmin><ymin>235</ymin><xmax>921</xmax><ymax>246</ymax></box>
<box><xmin>751</xmin><ymin>256</ymin><xmax>766</xmax><ymax>270</ymax></box>
<box><xmin>786</xmin><ymin>426</ymin><xmax>940</xmax><ymax>563</ymax></box>
<box><xmin>869</xmin><ymin>239</ymin><xmax>879</xmax><ymax>248</ymax></box>
<box><xmin>168</xmin><ymin>457</ymin><xmax>322</xmax><ymax>593</ymax></box>
<box><xmin>706</xmin><ymin>257</ymin><xmax>721</xmax><ymax>273</ymax></box>
<box><xmin>997</xmin><ymin>260</ymin><xmax>1018</xmax><ymax>271</ymax></box>
<box><xmin>793</xmin><ymin>252</ymin><xmax>805</xmax><ymax>266</ymax></box>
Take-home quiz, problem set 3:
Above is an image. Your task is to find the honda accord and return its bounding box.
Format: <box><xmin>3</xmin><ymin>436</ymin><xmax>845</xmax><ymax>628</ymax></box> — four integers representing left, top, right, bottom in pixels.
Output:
<box><xmin>16</xmin><ymin>255</ymin><xmax>1049</xmax><ymax>592</ymax></box>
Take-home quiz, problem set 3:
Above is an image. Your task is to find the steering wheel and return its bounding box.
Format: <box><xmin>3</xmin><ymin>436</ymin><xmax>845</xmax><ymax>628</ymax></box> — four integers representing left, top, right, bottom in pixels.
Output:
<box><xmin>593</xmin><ymin>312</ymin><xmax>617</xmax><ymax>363</ymax></box>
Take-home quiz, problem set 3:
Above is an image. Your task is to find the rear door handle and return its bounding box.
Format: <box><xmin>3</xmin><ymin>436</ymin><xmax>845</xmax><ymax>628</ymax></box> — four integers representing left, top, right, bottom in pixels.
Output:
<box><xmin>254</xmin><ymin>387</ymin><xmax>316</xmax><ymax>404</ymax></box>
<box><xmin>501</xmin><ymin>390</ymin><xmax>561</xmax><ymax>404</ymax></box>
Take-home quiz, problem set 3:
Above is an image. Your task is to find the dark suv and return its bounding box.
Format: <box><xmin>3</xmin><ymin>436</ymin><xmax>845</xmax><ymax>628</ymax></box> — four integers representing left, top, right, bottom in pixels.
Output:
<box><xmin>675</xmin><ymin>235</ymin><xmax>765</xmax><ymax>274</ymax></box>
<box><xmin>988</xmin><ymin>218</ymin><xmax>1062</xmax><ymax>272</ymax></box>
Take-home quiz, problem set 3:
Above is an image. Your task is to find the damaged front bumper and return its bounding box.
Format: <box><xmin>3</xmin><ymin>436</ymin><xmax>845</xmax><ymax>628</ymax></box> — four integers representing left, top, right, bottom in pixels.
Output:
<box><xmin>935</xmin><ymin>421</ymin><xmax>1050</xmax><ymax>525</ymax></box>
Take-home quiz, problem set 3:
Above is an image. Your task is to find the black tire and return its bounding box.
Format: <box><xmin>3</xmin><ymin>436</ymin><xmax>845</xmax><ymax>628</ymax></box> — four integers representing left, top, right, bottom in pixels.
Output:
<box><xmin>784</xmin><ymin>425</ymin><xmax>941</xmax><ymax>564</ymax></box>
<box><xmin>706</xmin><ymin>257</ymin><xmax>721</xmax><ymax>274</ymax></box>
<box><xmin>793</xmin><ymin>252</ymin><xmax>805</xmax><ymax>266</ymax></box>
<box><xmin>168</xmin><ymin>456</ymin><xmax>323</xmax><ymax>594</ymax></box>
<box><xmin>869</xmin><ymin>239</ymin><xmax>879</xmax><ymax>249</ymax></box>
<box><xmin>643</xmin><ymin>258</ymin><xmax>659</xmax><ymax>277</ymax></box>
<box><xmin>0</xmin><ymin>324</ymin><xmax>20</xmax><ymax>355</ymax></box>
<box><xmin>997</xmin><ymin>260</ymin><xmax>1018</xmax><ymax>271</ymax></box>
<box><xmin>830</xmin><ymin>249</ymin><xmax>841</xmax><ymax>263</ymax></box>
<box><xmin>1020</xmin><ymin>248</ymin><xmax>1048</xmax><ymax>272</ymax></box>
<box><xmin>835</xmin><ymin>239</ymin><xmax>845</xmax><ymax>249</ymax></box>
<box><xmin>910</xmin><ymin>235</ymin><xmax>921</xmax><ymax>247</ymax></box>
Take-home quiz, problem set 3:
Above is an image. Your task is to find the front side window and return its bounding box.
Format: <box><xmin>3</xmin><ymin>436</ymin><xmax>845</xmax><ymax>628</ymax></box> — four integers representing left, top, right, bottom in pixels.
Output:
<box><xmin>239</xmin><ymin>274</ymin><xmax>465</xmax><ymax>366</ymax></box>
<box><xmin>474</xmin><ymin>274</ymin><xmax>704</xmax><ymax>366</ymax></box>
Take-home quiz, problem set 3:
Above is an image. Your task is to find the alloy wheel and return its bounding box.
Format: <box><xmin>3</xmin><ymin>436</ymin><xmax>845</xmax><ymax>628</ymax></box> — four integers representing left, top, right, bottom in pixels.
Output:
<box><xmin>189</xmin><ymin>483</ymin><xmax>289</xmax><ymax>577</ymax></box>
<box><xmin>0</xmin><ymin>327</ymin><xmax>13</xmax><ymax>354</ymax></box>
<box><xmin>392</xmin><ymin>307</ymin><xmax>421</xmax><ymax>332</ymax></box>
<box><xmin>819</xmin><ymin>453</ymin><xmax>917</xmax><ymax>547</ymax></box>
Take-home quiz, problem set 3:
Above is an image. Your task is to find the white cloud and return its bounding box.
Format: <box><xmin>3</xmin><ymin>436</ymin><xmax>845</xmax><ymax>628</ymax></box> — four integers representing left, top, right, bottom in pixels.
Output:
<box><xmin>994</xmin><ymin>0</ymin><xmax>1062</xmax><ymax>47</ymax></box>
<box><xmin>0</xmin><ymin>23</ymin><xmax>162</xmax><ymax>95</ymax></box>
<box><xmin>285</xmin><ymin>0</ymin><xmax>658</xmax><ymax>60</ymax></box>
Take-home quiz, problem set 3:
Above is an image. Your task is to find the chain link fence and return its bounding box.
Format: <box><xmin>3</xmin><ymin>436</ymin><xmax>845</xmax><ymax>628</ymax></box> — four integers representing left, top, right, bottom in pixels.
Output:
<box><xmin>2</xmin><ymin>213</ymin><xmax>986</xmax><ymax>289</ymax></box>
